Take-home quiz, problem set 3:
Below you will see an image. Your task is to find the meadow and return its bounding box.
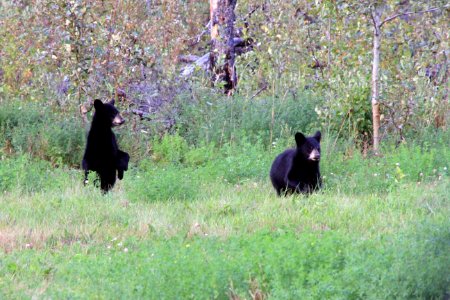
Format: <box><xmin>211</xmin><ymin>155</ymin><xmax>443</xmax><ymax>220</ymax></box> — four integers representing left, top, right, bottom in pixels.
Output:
<box><xmin>0</xmin><ymin>117</ymin><xmax>449</xmax><ymax>298</ymax></box>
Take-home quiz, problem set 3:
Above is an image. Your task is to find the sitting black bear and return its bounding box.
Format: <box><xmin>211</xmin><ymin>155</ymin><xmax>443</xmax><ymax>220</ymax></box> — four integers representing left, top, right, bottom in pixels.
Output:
<box><xmin>270</xmin><ymin>131</ymin><xmax>322</xmax><ymax>196</ymax></box>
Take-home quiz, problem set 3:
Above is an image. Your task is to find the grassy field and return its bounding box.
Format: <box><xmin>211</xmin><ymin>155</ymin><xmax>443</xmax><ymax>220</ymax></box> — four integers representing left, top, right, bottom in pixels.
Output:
<box><xmin>0</xmin><ymin>135</ymin><xmax>449</xmax><ymax>299</ymax></box>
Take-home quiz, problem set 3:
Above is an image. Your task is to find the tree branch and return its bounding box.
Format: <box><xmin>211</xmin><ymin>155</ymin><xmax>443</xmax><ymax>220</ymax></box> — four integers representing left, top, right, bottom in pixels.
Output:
<box><xmin>370</xmin><ymin>6</ymin><xmax>382</xmax><ymax>35</ymax></box>
<box><xmin>186</xmin><ymin>20</ymin><xmax>211</xmax><ymax>46</ymax></box>
<box><xmin>370</xmin><ymin>9</ymin><xmax>378</xmax><ymax>28</ymax></box>
<box><xmin>379</xmin><ymin>5</ymin><xmax>448</xmax><ymax>28</ymax></box>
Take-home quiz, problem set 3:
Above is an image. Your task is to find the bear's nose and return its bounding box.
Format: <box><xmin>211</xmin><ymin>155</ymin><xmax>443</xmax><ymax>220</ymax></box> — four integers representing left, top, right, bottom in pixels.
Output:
<box><xmin>112</xmin><ymin>115</ymin><xmax>125</xmax><ymax>126</ymax></box>
<box><xmin>309</xmin><ymin>150</ymin><xmax>320</xmax><ymax>161</ymax></box>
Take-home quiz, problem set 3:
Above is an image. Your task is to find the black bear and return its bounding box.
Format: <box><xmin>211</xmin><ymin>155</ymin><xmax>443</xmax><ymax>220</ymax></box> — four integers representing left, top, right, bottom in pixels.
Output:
<box><xmin>270</xmin><ymin>131</ymin><xmax>322</xmax><ymax>196</ymax></box>
<box><xmin>82</xmin><ymin>99</ymin><xmax>130</xmax><ymax>192</ymax></box>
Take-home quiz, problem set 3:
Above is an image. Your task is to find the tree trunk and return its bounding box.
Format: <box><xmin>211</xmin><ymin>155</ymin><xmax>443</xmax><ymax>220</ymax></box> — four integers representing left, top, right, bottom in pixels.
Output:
<box><xmin>371</xmin><ymin>9</ymin><xmax>382</xmax><ymax>154</ymax></box>
<box><xmin>210</xmin><ymin>0</ymin><xmax>238</xmax><ymax>95</ymax></box>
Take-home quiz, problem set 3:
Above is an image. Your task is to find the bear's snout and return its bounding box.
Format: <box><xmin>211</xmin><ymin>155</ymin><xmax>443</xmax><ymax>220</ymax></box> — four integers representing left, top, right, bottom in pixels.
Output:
<box><xmin>112</xmin><ymin>115</ymin><xmax>125</xmax><ymax>126</ymax></box>
<box><xmin>309</xmin><ymin>149</ymin><xmax>320</xmax><ymax>161</ymax></box>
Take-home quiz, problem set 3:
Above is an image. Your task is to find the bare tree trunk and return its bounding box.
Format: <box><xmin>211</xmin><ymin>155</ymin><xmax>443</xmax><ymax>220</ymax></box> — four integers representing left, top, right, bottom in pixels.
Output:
<box><xmin>210</xmin><ymin>0</ymin><xmax>238</xmax><ymax>95</ymax></box>
<box><xmin>371</xmin><ymin>9</ymin><xmax>382</xmax><ymax>154</ymax></box>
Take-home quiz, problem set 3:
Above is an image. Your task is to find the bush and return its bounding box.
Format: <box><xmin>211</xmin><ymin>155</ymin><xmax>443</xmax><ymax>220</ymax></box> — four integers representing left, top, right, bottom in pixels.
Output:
<box><xmin>0</xmin><ymin>155</ymin><xmax>72</xmax><ymax>193</ymax></box>
<box><xmin>151</xmin><ymin>133</ymin><xmax>189</xmax><ymax>164</ymax></box>
<box><xmin>0</xmin><ymin>103</ymin><xmax>85</xmax><ymax>167</ymax></box>
<box><xmin>316</xmin><ymin>85</ymin><xmax>372</xmax><ymax>143</ymax></box>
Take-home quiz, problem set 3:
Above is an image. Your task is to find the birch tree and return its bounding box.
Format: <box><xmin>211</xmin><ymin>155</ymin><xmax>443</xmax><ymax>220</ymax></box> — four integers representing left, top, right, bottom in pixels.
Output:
<box><xmin>369</xmin><ymin>2</ymin><xmax>448</xmax><ymax>153</ymax></box>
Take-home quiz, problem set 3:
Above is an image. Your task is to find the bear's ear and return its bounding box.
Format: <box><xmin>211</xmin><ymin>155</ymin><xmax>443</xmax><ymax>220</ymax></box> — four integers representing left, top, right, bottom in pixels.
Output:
<box><xmin>108</xmin><ymin>99</ymin><xmax>115</xmax><ymax>106</ymax></box>
<box><xmin>295</xmin><ymin>132</ymin><xmax>306</xmax><ymax>147</ymax></box>
<box><xmin>313</xmin><ymin>131</ymin><xmax>321</xmax><ymax>142</ymax></box>
<box><xmin>94</xmin><ymin>99</ymin><xmax>103</xmax><ymax>110</ymax></box>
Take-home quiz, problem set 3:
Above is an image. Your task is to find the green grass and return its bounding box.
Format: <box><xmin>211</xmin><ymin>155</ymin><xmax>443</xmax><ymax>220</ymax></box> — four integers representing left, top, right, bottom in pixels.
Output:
<box><xmin>0</xmin><ymin>138</ymin><xmax>449</xmax><ymax>299</ymax></box>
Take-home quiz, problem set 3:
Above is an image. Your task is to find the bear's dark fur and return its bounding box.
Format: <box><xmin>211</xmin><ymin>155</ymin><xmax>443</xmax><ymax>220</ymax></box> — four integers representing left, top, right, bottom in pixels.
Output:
<box><xmin>270</xmin><ymin>131</ymin><xmax>322</xmax><ymax>196</ymax></box>
<box><xmin>82</xmin><ymin>99</ymin><xmax>129</xmax><ymax>192</ymax></box>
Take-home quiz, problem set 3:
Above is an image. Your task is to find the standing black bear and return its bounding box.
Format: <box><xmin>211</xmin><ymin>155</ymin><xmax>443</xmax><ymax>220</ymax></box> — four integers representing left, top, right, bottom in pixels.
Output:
<box><xmin>270</xmin><ymin>131</ymin><xmax>322</xmax><ymax>196</ymax></box>
<box><xmin>82</xmin><ymin>99</ymin><xmax>130</xmax><ymax>192</ymax></box>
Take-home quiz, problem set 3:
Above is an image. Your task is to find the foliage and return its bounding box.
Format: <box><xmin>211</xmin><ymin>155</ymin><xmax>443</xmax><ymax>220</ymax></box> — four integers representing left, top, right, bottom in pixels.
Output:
<box><xmin>316</xmin><ymin>85</ymin><xmax>372</xmax><ymax>142</ymax></box>
<box><xmin>1</xmin><ymin>0</ymin><xmax>447</xmax><ymax>144</ymax></box>
<box><xmin>151</xmin><ymin>133</ymin><xmax>189</xmax><ymax>164</ymax></box>
<box><xmin>0</xmin><ymin>104</ymin><xmax>85</xmax><ymax>167</ymax></box>
<box><xmin>0</xmin><ymin>155</ymin><xmax>73</xmax><ymax>193</ymax></box>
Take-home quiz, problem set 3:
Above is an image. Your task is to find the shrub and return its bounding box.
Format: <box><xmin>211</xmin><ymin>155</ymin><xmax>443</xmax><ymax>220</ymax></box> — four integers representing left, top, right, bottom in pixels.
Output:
<box><xmin>317</xmin><ymin>85</ymin><xmax>372</xmax><ymax>143</ymax></box>
<box><xmin>0</xmin><ymin>103</ymin><xmax>85</xmax><ymax>167</ymax></box>
<box><xmin>0</xmin><ymin>155</ymin><xmax>72</xmax><ymax>193</ymax></box>
<box><xmin>151</xmin><ymin>133</ymin><xmax>189</xmax><ymax>164</ymax></box>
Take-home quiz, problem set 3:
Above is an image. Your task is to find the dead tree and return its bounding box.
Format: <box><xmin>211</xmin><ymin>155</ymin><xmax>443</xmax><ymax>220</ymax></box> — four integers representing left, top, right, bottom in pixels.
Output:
<box><xmin>210</xmin><ymin>0</ymin><xmax>238</xmax><ymax>95</ymax></box>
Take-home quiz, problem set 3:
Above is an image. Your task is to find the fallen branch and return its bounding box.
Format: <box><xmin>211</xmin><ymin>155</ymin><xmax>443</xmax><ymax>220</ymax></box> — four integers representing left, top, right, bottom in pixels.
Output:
<box><xmin>180</xmin><ymin>53</ymin><xmax>211</xmax><ymax>77</ymax></box>
<box><xmin>249</xmin><ymin>84</ymin><xmax>268</xmax><ymax>100</ymax></box>
<box><xmin>180</xmin><ymin>38</ymin><xmax>253</xmax><ymax>78</ymax></box>
<box><xmin>131</xmin><ymin>109</ymin><xmax>150</xmax><ymax>118</ymax></box>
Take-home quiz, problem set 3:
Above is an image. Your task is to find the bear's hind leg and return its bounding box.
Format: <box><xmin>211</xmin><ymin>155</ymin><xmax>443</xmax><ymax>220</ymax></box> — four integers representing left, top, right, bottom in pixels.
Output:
<box><xmin>100</xmin><ymin>170</ymin><xmax>116</xmax><ymax>192</ymax></box>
